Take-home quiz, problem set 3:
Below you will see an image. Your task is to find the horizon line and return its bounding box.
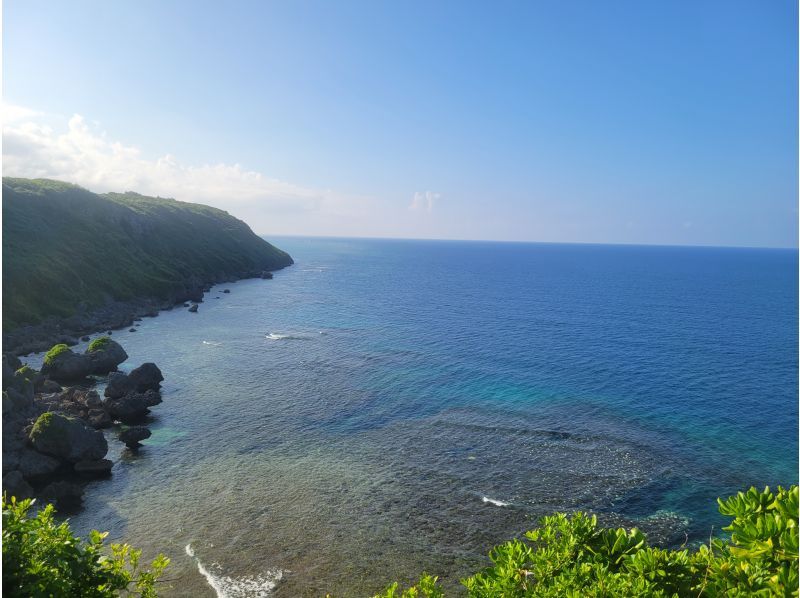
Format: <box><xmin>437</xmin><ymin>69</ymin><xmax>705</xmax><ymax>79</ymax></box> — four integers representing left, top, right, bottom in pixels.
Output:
<box><xmin>256</xmin><ymin>232</ymin><xmax>799</xmax><ymax>252</ymax></box>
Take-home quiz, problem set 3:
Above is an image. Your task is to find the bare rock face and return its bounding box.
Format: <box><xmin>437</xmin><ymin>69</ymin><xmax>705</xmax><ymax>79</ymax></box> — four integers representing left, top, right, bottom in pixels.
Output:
<box><xmin>18</xmin><ymin>448</ymin><xmax>61</xmax><ymax>480</ymax></box>
<box><xmin>3</xmin><ymin>470</ymin><xmax>33</xmax><ymax>499</ymax></box>
<box><xmin>74</xmin><ymin>459</ymin><xmax>113</xmax><ymax>477</ymax></box>
<box><xmin>40</xmin><ymin>379</ymin><xmax>63</xmax><ymax>394</ymax></box>
<box><xmin>127</xmin><ymin>363</ymin><xmax>164</xmax><ymax>392</ymax></box>
<box><xmin>104</xmin><ymin>372</ymin><xmax>131</xmax><ymax>399</ymax></box>
<box><xmin>104</xmin><ymin>390</ymin><xmax>162</xmax><ymax>423</ymax></box>
<box><xmin>3</xmin><ymin>385</ymin><xmax>35</xmax><ymax>419</ymax></box>
<box><xmin>2</xmin><ymin>354</ymin><xmax>22</xmax><ymax>389</ymax></box>
<box><xmin>40</xmin><ymin>480</ymin><xmax>84</xmax><ymax>507</ymax></box>
<box><xmin>28</xmin><ymin>412</ymin><xmax>108</xmax><ymax>463</ymax></box>
<box><xmin>118</xmin><ymin>426</ymin><xmax>151</xmax><ymax>448</ymax></box>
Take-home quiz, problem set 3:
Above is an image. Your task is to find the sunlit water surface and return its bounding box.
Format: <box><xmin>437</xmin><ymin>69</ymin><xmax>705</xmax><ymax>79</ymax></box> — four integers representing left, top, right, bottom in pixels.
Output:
<box><xmin>23</xmin><ymin>238</ymin><xmax>798</xmax><ymax>597</ymax></box>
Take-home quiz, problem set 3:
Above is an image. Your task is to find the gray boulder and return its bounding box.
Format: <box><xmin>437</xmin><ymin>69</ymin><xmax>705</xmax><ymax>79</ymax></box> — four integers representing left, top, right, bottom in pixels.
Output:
<box><xmin>104</xmin><ymin>371</ymin><xmax>132</xmax><ymax>399</ymax></box>
<box><xmin>88</xmin><ymin>409</ymin><xmax>113</xmax><ymax>429</ymax></box>
<box><xmin>29</xmin><ymin>412</ymin><xmax>108</xmax><ymax>463</ymax></box>
<box><xmin>40</xmin><ymin>345</ymin><xmax>94</xmax><ymax>381</ymax></box>
<box><xmin>86</xmin><ymin>338</ymin><xmax>128</xmax><ymax>374</ymax></box>
<box><xmin>128</xmin><ymin>363</ymin><xmax>164</xmax><ymax>392</ymax></box>
<box><xmin>2</xmin><ymin>354</ymin><xmax>20</xmax><ymax>389</ymax></box>
<box><xmin>41</xmin><ymin>480</ymin><xmax>83</xmax><ymax>505</ymax></box>
<box><xmin>118</xmin><ymin>426</ymin><xmax>151</xmax><ymax>448</ymax></box>
<box><xmin>188</xmin><ymin>304</ymin><xmax>199</xmax><ymax>313</ymax></box>
<box><xmin>3</xmin><ymin>450</ymin><xmax>20</xmax><ymax>473</ymax></box>
<box><xmin>104</xmin><ymin>390</ymin><xmax>162</xmax><ymax>422</ymax></box>
<box><xmin>4</xmin><ymin>354</ymin><xmax>22</xmax><ymax>372</ymax></box>
<box><xmin>18</xmin><ymin>449</ymin><xmax>61</xmax><ymax>480</ymax></box>
<box><xmin>3</xmin><ymin>386</ymin><xmax>34</xmax><ymax>419</ymax></box>
<box><xmin>40</xmin><ymin>379</ymin><xmax>63</xmax><ymax>394</ymax></box>
<box><xmin>3</xmin><ymin>470</ymin><xmax>33</xmax><ymax>499</ymax></box>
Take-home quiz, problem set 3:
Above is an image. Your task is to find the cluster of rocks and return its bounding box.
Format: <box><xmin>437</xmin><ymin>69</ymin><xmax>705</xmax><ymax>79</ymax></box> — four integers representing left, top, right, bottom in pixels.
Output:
<box><xmin>40</xmin><ymin>339</ymin><xmax>129</xmax><ymax>381</ymax></box>
<box><xmin>3</xmin><ymin>267</ymin><xmax>281</xmax><ymax>355</ymax></box>
<box><xmin>2</xmin><ymin>339</ymin><xmax>165</xmax><ymax>508</ymax></box>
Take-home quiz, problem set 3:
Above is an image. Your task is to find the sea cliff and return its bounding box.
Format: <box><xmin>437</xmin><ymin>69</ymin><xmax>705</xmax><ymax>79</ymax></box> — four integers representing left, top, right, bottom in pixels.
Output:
<box><xmin>3</xmin><ymin>178</ymin><xmax>293</xmax><ymax>354</ymax></box>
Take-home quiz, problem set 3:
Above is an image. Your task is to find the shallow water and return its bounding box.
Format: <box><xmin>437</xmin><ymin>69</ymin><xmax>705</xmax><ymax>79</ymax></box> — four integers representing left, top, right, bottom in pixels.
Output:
<box><xmin>23</xmin><ymin>238</ymin><xmax>798</xmax><ymax>596</ymax></box>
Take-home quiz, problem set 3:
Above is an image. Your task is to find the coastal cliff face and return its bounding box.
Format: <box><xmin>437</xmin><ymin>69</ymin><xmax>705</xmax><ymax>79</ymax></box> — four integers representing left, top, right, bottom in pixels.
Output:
<box><xmin>3</xmin><ymin>178</ymin><xmax>293</xmax><ymax>352</ymax></box>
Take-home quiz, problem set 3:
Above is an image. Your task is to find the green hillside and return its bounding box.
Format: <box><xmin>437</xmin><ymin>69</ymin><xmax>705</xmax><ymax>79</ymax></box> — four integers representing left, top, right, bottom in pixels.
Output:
<box><xmin>2</xmin><ymin>178</ymin><xmax>292</xmax><ymax>329</ymax></box>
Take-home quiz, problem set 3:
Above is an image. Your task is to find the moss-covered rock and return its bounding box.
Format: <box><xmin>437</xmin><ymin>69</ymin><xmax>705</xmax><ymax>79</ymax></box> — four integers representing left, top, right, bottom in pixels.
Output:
<box><xmin>40</xmin><ymin>344</ymin><xmax>93</xmax><ymax>381</ymax></box>
<box><xmin>29</xmin><ymin>412</ymin><xmax>108</xmax><ymax>463</ymax></box>
<box><xmin>86</xmin><ymin>336</ymin><xmax>112</xmax><ymax>353</ymax></box>
<box><xmin>43</xmin><ymin>344</ymin><xmax>70</xmax><ymax>366</ymax></box>
<box><xmin>14</xmin><ymin>365</ymin><xmax>37</xmax><ymax>383</ymax></box>
<box><xmin>84</xmin><ymin>338</ymin><xmax>127</xmax><ymax>374</ymax></box>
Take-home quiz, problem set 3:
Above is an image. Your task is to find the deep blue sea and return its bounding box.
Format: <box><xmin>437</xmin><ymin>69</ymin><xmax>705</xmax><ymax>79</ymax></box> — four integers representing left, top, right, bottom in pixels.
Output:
<box><xmin>24</xmin><ymin>238</ymin><xmax>799</xmax><ymax>597</ymax></box>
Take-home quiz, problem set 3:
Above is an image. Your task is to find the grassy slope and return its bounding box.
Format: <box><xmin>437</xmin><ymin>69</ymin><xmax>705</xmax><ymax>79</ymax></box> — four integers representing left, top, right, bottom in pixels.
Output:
<box><xmin>3</xmin><ymin>178</ymin><xmax>293</xmax><ymax>329</ymax></box>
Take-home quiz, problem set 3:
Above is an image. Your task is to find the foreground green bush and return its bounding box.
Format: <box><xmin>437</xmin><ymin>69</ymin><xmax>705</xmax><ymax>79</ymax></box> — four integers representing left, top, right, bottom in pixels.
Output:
<box><xmin>2</xmin><ymin>495</ymin><xmax>169</xmax><ymax>597</ymax></box>
<box><xmin>377</xmin><ymin>485</ymin><xmax>798</xmax><ymax>597</ymax></box>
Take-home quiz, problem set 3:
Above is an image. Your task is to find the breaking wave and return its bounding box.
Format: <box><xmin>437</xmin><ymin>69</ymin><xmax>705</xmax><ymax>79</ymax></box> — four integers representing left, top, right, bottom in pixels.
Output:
<box><xmin>185</xmin><ymin>544</ymin><xmax>284</xmax><ymax>598</ymax></box>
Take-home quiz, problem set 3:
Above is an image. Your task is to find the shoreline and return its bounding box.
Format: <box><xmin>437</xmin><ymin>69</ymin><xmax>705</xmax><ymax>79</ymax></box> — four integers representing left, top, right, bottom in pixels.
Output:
<box><xmin>4</xmin><ymin>265</ymin><xmax>290</xmax><ymax>357</ymax></box>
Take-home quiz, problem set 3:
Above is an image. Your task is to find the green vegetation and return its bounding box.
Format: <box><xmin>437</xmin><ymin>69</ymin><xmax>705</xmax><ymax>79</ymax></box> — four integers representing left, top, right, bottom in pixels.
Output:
<box><xmin>3</xmin><ymin>178</ymin><xmax>293</xmax><ymax>329</ymax></box>
<box><xmin>14</xmin><ymin>365</ymin><xmax>37</xmax><ymax>383</ymax></box>
<box><xmin>87</xmin><ymin>336</ymin><xmax>112</xmax><ymax>353</ymax></box>
<box><xmin>375</xmin><ymin>486</ymin><xmax>798</xmax><ymax>597</ymax></box>
<box><xmin>2</xmin><ymin>495</ymin><xmax>168</xmax><ymax>597</ymax></box>
<box><xmin>28</xmin><ymin>412</ymin><xmax>57</xmax><ymax>440</ymax></box>
<box><xmin>43</xmin><ymin>343</ymin><xmax>70</xmax><ymax>365</ymax></box>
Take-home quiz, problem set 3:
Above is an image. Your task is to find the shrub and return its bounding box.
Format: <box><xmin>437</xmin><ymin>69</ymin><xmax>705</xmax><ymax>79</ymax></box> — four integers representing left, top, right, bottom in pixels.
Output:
<box><xmin>43</xmin><ymin>343</ymin><xmax>70</xmax><ymax>365</ymax></box>
<box><xmin>2</xmin><ymin>495</ymin><xmax>169</xmax><ymax>597</ymax></box>
<box><xmin>87</xmin><ymin>336</ymin><xmax>112</xmax><ymax>353</ymax></box>
<box><xmin>374</xmin><ymin>485</ymin><xmax>799</xmax><ymax>597</ymax></box>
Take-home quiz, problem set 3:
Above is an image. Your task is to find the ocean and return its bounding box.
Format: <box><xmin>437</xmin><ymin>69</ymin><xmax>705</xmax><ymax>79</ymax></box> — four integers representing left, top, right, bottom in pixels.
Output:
<box><xmin>23</xmin><ymin>237</ymin><xmax>799</xmax><ymax>597</ymax></box>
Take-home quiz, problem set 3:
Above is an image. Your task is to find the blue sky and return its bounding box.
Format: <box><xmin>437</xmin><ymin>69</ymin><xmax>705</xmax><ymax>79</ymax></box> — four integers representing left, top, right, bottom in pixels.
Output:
<box><xmin>3</xmin><ymin>0</ymin><xmax>798</xmax><ymax>247</ymax></box>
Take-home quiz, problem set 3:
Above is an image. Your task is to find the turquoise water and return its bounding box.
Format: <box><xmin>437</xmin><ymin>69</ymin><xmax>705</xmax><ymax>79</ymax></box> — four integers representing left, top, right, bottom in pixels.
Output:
<box><xmin>24</xmin><ymin>238</ymin><xmax>798</xmax><ymax>596</ymax></box>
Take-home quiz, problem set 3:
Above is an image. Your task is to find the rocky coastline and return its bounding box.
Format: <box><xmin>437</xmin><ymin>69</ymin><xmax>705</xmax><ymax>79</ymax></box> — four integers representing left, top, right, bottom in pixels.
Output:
<box><xmin>2</xmin><ymin>336</ymin><xmax>167</xmax><ymax>508</ymax></box>
<box><xmin>2</xmin><ymin>267</ymin><xmax>284</xmax><ymax>510</ymax></box>
<box><xmin>4</xmin><ymin>267</ymin><xmax>280</xmax><ymax>356</ymax></box>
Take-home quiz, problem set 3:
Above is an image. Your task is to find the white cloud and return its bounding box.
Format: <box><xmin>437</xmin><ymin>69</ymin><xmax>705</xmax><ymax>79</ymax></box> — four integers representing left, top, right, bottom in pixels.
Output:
<box><xmin>1</xmin><ymin>104</ymin><xmax>359</xmax><ymax>217</ymax></box>
<box><xmin>410</xmin><ymin>190</ymin><xmax>440</xmax><ymax>212</ymax></box>
<box><xmin>3</xmin><ymin>103</ymin><xmax>43</xmax><ymax>124</ymax></box>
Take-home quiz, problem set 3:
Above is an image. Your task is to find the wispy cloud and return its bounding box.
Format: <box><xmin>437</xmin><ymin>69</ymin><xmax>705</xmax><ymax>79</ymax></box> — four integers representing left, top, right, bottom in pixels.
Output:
<box><xmin>1</xmin><ymin>104</ymin><xmax>357</xmax><ymax>215</ymax></box>
<box><xmin>410</xmin><ymin>190</ymin><xmax>440</xmax><ymax>212</ymax></box>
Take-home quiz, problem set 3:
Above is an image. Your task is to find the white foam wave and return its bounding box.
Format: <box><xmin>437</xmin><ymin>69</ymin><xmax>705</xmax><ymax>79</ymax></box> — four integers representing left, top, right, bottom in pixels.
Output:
<box><xmin>265</xmin><ymin>333</ymin><xmax>308</xmax><ymax>341</ymax></box>
<box><xmin>482</xmin><ymin>496</ymin><xmax>510</xmax><ymax>507</ymax></box>
<box><xmin>202</xmin><ymin>341</ymin><xmax>222</xmax><ymax>346</ymax></box>
<box><xmin>185</xmin><ymin>544</ymin><xmax>283</xmax><ymax>598</ymax></box>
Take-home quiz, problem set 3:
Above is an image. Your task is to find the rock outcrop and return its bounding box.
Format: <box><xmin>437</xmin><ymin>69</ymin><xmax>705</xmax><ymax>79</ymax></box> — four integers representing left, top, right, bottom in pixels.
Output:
<box><xmin>40</xmin><ymin>345</ymin><xmax>94</xmax><ymax>381</ymax></box>
<box><xmin>128</xmin><ymin>363</ymin><xmax>164</xmax><ymax>392</ymax></box>
<box><xmin>2</xmin><ymin>337</ymin><xmax>167</xmax><ymax>510</ymax></box>
<box><xmin>119</xmin><ymin>426</ymin><xmax>151</xmax><ymax>448</ymax></box>
<box><xmin>104</xmin><ymin>390</ymin><xmax>162</xmax><ymax>423</ymax></box>
<box><xmin>85</xmin><ymin>338</ymin><xmax>128</xmax><ymax>374</ymax></box>
<box><xmin>39</xmin><ymin>338</ymin><xmax>128</xmax><ymax>381</ymax></box>
<box><xmin>28</xmin><ymin>412</ymin><xmax>108</xmax><ymax>463</ymax></box>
